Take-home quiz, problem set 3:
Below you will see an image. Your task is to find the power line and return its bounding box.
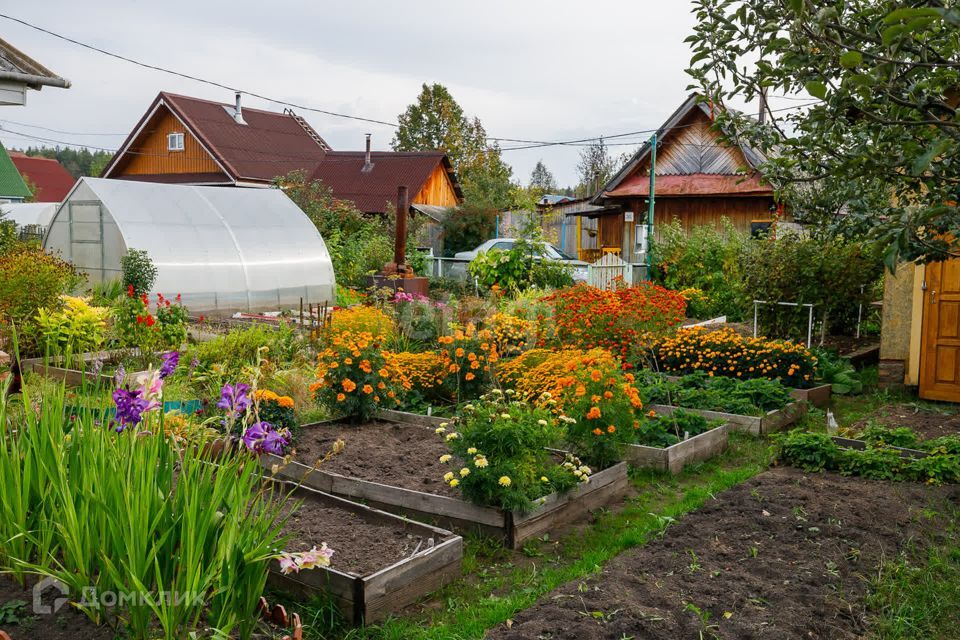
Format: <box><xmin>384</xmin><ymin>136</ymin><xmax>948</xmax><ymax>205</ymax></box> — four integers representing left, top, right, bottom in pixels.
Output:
<box><xmin>0</xmin><ymin>118</ymin><xmax>126</xmax><ymax>136</ymax></box>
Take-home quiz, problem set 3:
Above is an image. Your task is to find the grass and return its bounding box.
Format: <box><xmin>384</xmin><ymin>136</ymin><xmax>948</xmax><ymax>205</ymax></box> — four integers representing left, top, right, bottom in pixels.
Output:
<box><xmin>273</xmin><ymin>434</ymin><xmax>773</xmax><ymax>640</ymax></box>
<box><xmin>866</xmin><ymin>503</ymin><xmax>960</xmax><ymax>639</ymax></box>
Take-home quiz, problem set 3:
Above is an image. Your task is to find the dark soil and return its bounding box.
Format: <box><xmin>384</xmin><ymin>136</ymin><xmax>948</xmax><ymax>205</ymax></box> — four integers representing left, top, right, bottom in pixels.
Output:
<box><xmin>293</xmin><ymin>420</ymin><xmax>458</xmax><ymax>497</ymax></box>
<box><xmin>486</xmin><ymin>467</ymin><xmax>960</xmax><ymax>640</ymax></box>
<box><xmin>853</xmin><ymin>402</ymin><xmax>960</xmax><ymax>442</ymax></box>
<box><xmin>0</xmin><ymin>575</ymin><xmax>120</xmax><ymax>640</ymax></box>
<box><xmin>821</xmin><ymin>335</ymin><xmax>879</xmax><ymax>357</ymax></box>
<box><xmin>281</xmin><ymin>492</ymin><xmax>444</xmax><ymax>576</ymax></box>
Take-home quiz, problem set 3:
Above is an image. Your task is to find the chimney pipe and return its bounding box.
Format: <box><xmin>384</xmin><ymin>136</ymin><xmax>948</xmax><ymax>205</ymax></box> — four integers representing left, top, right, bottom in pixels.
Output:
<box><xmin>234</xmin><ymin>92</ymin><xmax>244</xmax><ymax>124</ymax></box>
<box><xmin>363</xmin><ymin>133</ymin><xmax>373</xmax><ymax>172</ymax></box>
<box><xmin>394</xmin><ymin>185</ymin><xmax>409</xmax><ymax>268</ymax></box>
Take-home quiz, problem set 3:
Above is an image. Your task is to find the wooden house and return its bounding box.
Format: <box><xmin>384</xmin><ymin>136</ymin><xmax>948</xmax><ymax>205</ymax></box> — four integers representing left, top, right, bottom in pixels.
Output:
<box><xmin>0</xmin><ymin>37</ymin><xmax>70</xmax><ymax>106</ymax></box>
<box><xmin>102</xmin><ymin>92</ymin><xmax>462</xmax><ymax>218</ymax></box>
<box><xmin>9</xmin><ymin>152</ymin><xmax>76</xmax><ymax>202</ymax></box>
<box><xmin>576</xmin><ymin>94</ymin><xmax>780</xmax><ymax>263</ymax></box>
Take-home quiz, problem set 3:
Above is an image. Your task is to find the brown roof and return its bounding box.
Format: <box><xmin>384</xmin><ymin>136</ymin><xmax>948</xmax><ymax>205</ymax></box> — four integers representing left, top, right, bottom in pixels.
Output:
<box><xmin>605</xmin><ymin>173</ymin><xmax>772</xmax><ymax>198</ymax></box>
<box><xmin>310</xmin><ymin>151</ymin><xmax>462</xmax><ymax>214</ymax></box>
<box><xmin>8</xmin><ymin>152</ymin><xmax>76</xmax><ymax>201</ymax></box>
<box><xmin>104</xmin><ymin>92</ymin><xmax>329</xmax><ymax>183</ymax></box>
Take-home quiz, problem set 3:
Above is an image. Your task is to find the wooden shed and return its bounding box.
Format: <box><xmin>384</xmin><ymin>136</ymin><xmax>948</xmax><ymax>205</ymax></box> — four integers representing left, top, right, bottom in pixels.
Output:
<box><xmin>583</xmin><ymin>94</ymin><xmax>781</xmax><ymax>263</ymax></box>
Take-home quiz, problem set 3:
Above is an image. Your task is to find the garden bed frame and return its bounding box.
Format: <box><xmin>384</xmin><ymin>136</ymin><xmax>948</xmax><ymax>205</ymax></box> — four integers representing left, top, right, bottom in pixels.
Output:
<box><xmin>830</xmin><ymin>436</ymin><xmax>931</xmax><ymax>459</ymax></box>
<box><xmin>263</xmin><ymin>410</ymin><xmax>629</xmax><ymax>549</ymax></box>
<box><xmin>624</xmin><ymin>423</ymin><xmax>731</xmax><ymax>474</ymax></box>
<box><xmin>647</xmin><ymin>402</ymin><xmax>808</xmax><ymax>436</ymax></box>
<box><xmin>267</xmin><ymin>481</ymin><xmax>462</xmax><ymax>625</ymax></box>
<box><xmin>662</xmin><ymin>374</ymin><xmax>831</xmax><ymax>410</ymax></box>
<box><xmin>21</xmin><ymin>348</ymin><xmax>151</xmax><ymax>387</ymax></box>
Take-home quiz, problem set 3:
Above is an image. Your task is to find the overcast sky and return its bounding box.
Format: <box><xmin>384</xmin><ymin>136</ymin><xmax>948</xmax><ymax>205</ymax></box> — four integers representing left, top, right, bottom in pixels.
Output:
<box><xmin>1</xmin><ymin>1</ymin><xmax>774</xmax><ymax>187</ymax></box>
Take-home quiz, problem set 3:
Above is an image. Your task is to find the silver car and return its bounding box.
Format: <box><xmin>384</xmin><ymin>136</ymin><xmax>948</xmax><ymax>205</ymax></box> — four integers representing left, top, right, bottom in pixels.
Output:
<box><xmin>454</xmin><ymin>238</ymin><xmax>589</xmax><ymax>282</ymax></box>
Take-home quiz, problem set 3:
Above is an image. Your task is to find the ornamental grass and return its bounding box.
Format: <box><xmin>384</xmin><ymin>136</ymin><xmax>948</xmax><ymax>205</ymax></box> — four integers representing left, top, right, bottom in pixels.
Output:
<box><xmin>655</xmin><ymin>326</ymin><xmax>817</xmax><ymax>389</ymax></box>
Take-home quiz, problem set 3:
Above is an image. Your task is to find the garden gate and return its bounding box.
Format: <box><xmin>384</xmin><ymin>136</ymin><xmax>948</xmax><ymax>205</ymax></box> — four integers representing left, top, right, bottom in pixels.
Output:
<box><xmin>588</xmin><ymin>253</ymin><xmax>632</xmax><ymax>290</ymax></box>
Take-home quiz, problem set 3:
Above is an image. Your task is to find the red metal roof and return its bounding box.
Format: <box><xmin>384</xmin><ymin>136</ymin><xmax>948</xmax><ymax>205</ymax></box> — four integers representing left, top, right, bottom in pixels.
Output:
<box><xmin>8</xmin><ymin>152</ymin><xmax>76</xmax><ymax>201</ymax></box>
<box><xmin>604</xmin><ymin>172</ymin><xmax>773</xmax><ymax>198</ymax></box>
<box><xmin>310</xmin><ymin>151</ymin><xmax>461</xmax><ymax>213</ymax></box>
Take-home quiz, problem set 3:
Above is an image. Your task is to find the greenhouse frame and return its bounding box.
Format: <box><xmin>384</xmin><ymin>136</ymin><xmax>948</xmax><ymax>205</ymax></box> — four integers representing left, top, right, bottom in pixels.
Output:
<box><xmin>44</xmin><ymin>178</ymin><xmax>335</xmax><ymax>315</ymax></box>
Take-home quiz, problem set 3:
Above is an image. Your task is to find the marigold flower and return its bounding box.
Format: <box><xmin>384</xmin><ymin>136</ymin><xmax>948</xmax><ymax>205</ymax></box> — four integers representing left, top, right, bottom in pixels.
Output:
<box><xmin>362</xmin><ymin>384</ymin><xmax>374</xmax><ymax>394</ymax></box>
<box><xmin>465</xmin><ymin>372</ymin><xmax>476</xmax><ymax>381</ymax></box>
<box><xmin>342</xmin><ymin>379</ymin><xmax>356</xmax><ymax>393</ymax></box>
<box><xmin>466</xmin><ymin>447</ymin><xmax>477</xmax><ymax>454</ymax></box>
<box><xmin>460</xmin><ymin>467</ymin><xmax>470</xmax><ymax>477</ymax></box>
<box><xmin>586</xmin><ymin>406</ymin><xmax>602</xmax><ymax>420</ymax></box>
<box><xmin>498</xmin><ymin>476</ymin><xmax>512</xmax><ymax>487</ymax></box>
<box><xmin>541</xmin><ymin>476</ymin><xmax>550</xmax><ymax>482</ymax></box>
<box><xmin>440</xmin><ymin>454</ymin><xmax>452</xmax><ymax>463</ymax></box>
<box><xmin>592</xmin><ymin>428</ymin><xmax>603</xmax><ymax>436</ymax></box>
<box><xmin>537</xmin><ymin>419</ymin><xmax>548</xmax><ymax>426</ymax></box>
<box><xmin>450</xmin><ymin>479</ymin><xmax>460</xmax><ymax>488</ymax></box>
<box><xmin>435</xmin><ymin>426</ymin><xmax>446</xmax><ymax>434</ymax></box>
<box><xmin>445</xmin><ymin>432</ymin><xmax>459</xmax><ymax>441</ymax></box>
<box><xmin>336</xmin><ymin>393</ymin><xmax>346</xmax><ymax>402</ymax></box>
<box><xmin>607</xmin><ymin>425</ymin><xmax>616</xmax><ymax>433</ymax></box>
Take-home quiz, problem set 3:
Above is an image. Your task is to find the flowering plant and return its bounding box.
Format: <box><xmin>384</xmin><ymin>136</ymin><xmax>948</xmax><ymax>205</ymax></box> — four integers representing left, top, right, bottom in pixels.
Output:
<box><xmin>254</xmin><ymin>389</ymin><xmax>297</xmax><ymax>435</ymax></box>
<box><xmin>392</xmin><ymin>291</ymin><xmax>445</xmax><ymax>342</ymax></box>
<box><xmin>240</xmin><ymin>421</ymin><xmax>290</xmax><ymax>455</ymax></box>
<box><xmin>436</xmin><ymin>323</ymin><xmax>498</xmax><ymax>401</ymax></box>
<box><xmin>311</xmin><ymin>330</ymin><xmax>402</xmax><ymax>422</ymax></box>
<box><xmin>486</xmin><ymin>312</ymin><xmax>532</xmax><ymax>357</ymax></box>
<box><xmin>114</xmin><ymin>288</ymin><xmax>188</xmax><ymax>352</ymax></box>
<box><xmin>497</xmin><ymin>348</ymin><xmax>619</xmax><ymax>403</ymax></box>
<box><xmin>34</xmin><ymin>295</ymin><xmax>109</xmax><ymax>363</ymax></box>
<box><xmin>277</xmin><ymin>544</ymin><xmax>334</xmax><ymax>575</ymax></box>
<box><xmin>437</xmin><ymin>391</ymin><xmax>588</xmax><ymax>511</ymax></box>
<box><xmin>326</xmin><ymin>305</ymin><xmax>396</xmax><ymax>341</ymax></box>
<box><xmin>542</xmin><ymin>282</ymin><xmax>686</xmax><ymax>365</ymax></box>
<box><xmin>384</xmin><ymin>350</ymin><xmax>449</xmax><ymax>410</ymax></box>
<box><xmin>655</xmin><ymin>326</ymin><xmax>817</xmax><ymax>388</ymax></box>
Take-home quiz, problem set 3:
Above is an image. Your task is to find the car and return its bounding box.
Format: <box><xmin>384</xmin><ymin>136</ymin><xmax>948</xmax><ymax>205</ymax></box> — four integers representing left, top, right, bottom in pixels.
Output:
<box><xmin>454</xmin><ymin>238</ymin><xmax>589</xmax><ymax>282</ymax></box>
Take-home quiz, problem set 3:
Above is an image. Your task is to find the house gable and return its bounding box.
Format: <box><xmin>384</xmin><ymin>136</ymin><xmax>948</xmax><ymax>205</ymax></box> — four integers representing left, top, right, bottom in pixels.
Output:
<box><xmin>646</xmin><ymin>109</ymin><xmax>752</xmax><ymax>176</ymax></box>
<box><xmin>411</xmin><ymin>161</ymin><xmax>460</xmax><ymax>208</ymax></box>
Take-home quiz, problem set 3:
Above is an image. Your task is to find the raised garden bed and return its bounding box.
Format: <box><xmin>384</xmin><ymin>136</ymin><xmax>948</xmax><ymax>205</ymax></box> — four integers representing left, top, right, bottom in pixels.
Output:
<box><xmin>662</xmin><ymin>374</ymin><xmax>830</xmax><ymax>409</ymax></box>
<box><xmin>647</xmin><ymin>402</ymin><xmax>807</xmax><ymax>436</ymax></box>
<box><xmin>624</xmin><ymin>423</ymin><xmax>731</xmax><ymax>474</ymax></box>
<box><xmin>21</xmin><ymin>348</ymin><xmax>152</xmax><ymax>387</ymax></box>
<box><xmin>263</xmin><ymin>410</ymin><xmax>629</xmax><ymax>548</ymax></box>
<box><xmin>269</xmin><ymin>482</ymin><xmax>462</xmax><ymax>625</ymax></box>
<box><xmin>829</xmin><ymin>436</ymin><xmax>931</xmax><ymax>459</ymax></box>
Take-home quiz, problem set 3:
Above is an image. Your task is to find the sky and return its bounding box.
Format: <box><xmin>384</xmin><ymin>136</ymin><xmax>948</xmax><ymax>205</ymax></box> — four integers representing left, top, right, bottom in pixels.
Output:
<box><xmin>0</xmin><ymin>1</ymin><xmax>775</xmax><ymax>188</ymax></box>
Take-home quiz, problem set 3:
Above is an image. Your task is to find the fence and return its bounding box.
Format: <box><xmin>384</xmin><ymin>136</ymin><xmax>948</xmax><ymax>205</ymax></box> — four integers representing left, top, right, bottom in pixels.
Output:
<box><xmin>587</xmin><ymin>254</ymin><xmax>649</xmax><ymax>291</ymax></box>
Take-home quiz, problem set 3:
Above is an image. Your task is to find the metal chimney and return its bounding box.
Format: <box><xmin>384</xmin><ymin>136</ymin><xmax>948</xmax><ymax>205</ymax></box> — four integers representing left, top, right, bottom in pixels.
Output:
<box><xmin>233</xmin><ymin>92</ymin><xmax>246</xmax><ymax>125</ymax></box>
<box><xmin>362</xmin><ymin>133</ymin><xmax>374</xmax><ymax>172</ymax></box>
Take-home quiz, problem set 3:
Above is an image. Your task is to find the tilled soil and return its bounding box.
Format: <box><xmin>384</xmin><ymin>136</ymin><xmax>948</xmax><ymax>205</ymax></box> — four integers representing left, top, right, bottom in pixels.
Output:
<box><xmin>294</xmin><ymin>420</ymin><xmax>458</xmax><ymax>497</ymax></box>
<box><xmin>486</xmin><ymin>467</ymin><xmax>960</xmax><ymax>640</ymax></box>
<box><xmin>852</xmin><ymin>402</ymin><xmax>960</xmax><ymax>442</ymax></box>
<box><xmin>281</xmin><ymin>493</ymin><xmax>443</xmax><ymax>576</ymax></box>
<box><xmin>0</xmin><ymin>575</ymin><xmax>119</xmax><ymax>640</ymax></box>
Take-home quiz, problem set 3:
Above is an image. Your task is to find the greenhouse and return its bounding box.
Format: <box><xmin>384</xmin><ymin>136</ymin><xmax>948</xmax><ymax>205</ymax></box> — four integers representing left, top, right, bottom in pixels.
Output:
<box><xmin>43</xmin><ymin>177</ymin><xmax>335</xmax><ymax>315</ymax></box>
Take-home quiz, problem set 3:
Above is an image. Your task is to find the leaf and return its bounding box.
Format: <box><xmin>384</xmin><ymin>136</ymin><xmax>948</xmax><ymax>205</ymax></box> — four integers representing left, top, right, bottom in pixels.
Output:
<box><xmin>788</xmin><ymin>0</ymin><xmax>804</xmax><ymax>16</ymax></box>
<box><xmin>883</xmin><ymin>240</ymin><xmax>901</xmax><ymax>274</ymax></box>
<box><xmin>884</xmin><ymin>7</ymin><xmax>941</xmax><ymax>24</ymax></box>
<box><xmin>911</xmin><ymin>138</ymin><xmax>952</xmax><ymax>176</ymax></box>
<box><xmin>805</xmin><ymin>81</ymin><xmax>828</xmax><ymax>100</ymax></box>
<box><xmin>838</xmin><ymin>51</ymin><xmax>863</xmax><ymax>69</ymax></box>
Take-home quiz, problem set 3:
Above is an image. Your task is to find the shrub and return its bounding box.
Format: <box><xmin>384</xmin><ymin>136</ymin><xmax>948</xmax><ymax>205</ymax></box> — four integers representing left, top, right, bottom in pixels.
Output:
<box><xmin>385</xmin><ymin>350</ymin><xmax>449</xmax><ymax>409</ymax></box>
<box><xmin>656</xmin><ymin>326</ymin><xmax>817</xmax><ymax>388</ymax></box>
<box><xmin>0</xmin><ymin>246</ymin><xmax>82</xmax><ymax>351</ymax></box>
<box><xmin>774</xmin><ymin>430</ymin><xmax>841</xmax><ymax>471</ymax></box>
<box><xmin>486</xmin><ymin>312</ymin><xmax>532</xmax><ymax>357</ymax></box>
<box><xmin>435</xmin><ymin>392</ymin><xmax>587</xmax><ymax>511</ymax></box>
<box><xmin>543</xmin><ymin>282</ymin><xmax>686</xmax><ymax>364</ymax></box>
<box><xmin>468</xmin><ymin>246</ymin><xmax>573</xmax><ymax>294</ymax></box>
<box><xmin>114</xmin><ymin>290</ymin><xmax>188</xmax><ymax>352</ymax></box>
<box><xmin>637</xmin><ymin>409</ymin><xmax>717</xmax><ymax>448</ymax></box>
<box><xmin>327</xmin><ymin>305</ymin><xmax>396</xmax><ymax>340</ymax></box>
<box><xmin>650</xmin><ymin>218</ymin><xmax>748</xmax><ymax>320</ymax></box>
<box><xmin>312</xmin><ymin>331</ymin><xmax>402</xmax><ymax>422</ymax></box>
<box><xmin>120</xmin><ymin>248</ymin><xmax>157</xmax><ymax>298</ymax></box>
<box><xmin>440</xmin><ymin>202</ymin><xmax>496</xmax><ymax>257</ymax></box>
<box><xmin>859</xmin><ymin>423</ymin><xmax>919</xmax><ymax>449</ymax></box>
<box><xmin>436</xmin><ymin>323</ymin><xmax>498</xmax><ymax>401</ymax></box>
<box><xmin>34</xmin><ymin>295</ymin><xmax>109</xmax><ymax>362</ymax></box>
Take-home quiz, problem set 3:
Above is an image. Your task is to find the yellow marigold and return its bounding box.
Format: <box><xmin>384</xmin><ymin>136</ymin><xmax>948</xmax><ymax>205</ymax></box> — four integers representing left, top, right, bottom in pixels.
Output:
<box><xmin>498</xmin><ymin>476</ymin><xmax>512</xmax><ymax>487</ymax></box>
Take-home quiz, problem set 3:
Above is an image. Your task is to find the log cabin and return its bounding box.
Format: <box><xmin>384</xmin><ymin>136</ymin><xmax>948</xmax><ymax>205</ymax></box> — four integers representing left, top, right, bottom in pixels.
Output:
<box><xmin>101</xmin><ymin>92</ymin><xmax>462</xmax><ymax>218</ymax></box>
<box><xmin>576</xmin><ymin>94</ymin><xmax>782</xmax><ymax>263</ymax></box>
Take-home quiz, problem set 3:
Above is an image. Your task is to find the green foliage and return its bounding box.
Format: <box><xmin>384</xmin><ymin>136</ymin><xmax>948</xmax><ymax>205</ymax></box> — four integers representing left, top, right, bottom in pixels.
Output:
<box><xmin>335</xmin><ymin>285</ymin><xmax>365</xmax><ymax>307</ymax></box>
<box><xmin>638</xmin><ymin>409</ymin><xmax>717</xmax><ymax>448</ymax></box>
<box><xmin>686</xmin><ymin>1</ymin><xmax>960</xmax><ymax>265</ymax></box>
<box><xmin>838</xmin><ymin>446</ymin><xmax>906</xmax><ymax>480</ymax></box>
<box><xmin>113</xmin><ymin>292</ymin><xmax>188</xmax><ymax>353</ymax></box>
<box><xmin>922</xmin><ymin>435</ymin><xmax>960</xmax><ymax>456</ymax></box>
<box><xmin>0</xmin><ymin>599</ymin><xmax>28</xmax><ymax>625</ymax></box>
<box><xmin>741</xmin><ymin>234</ymin><xmax>882</xmax><ymax>339</ymax></box>
<box><xmin>528</xmin><ymin>160</ymin><xmax>558</xmax><ymax>194</ymax></box>
<box><xmin>650</xmin><ymin>218</ymin><xmax>748</xmax><ymax>320</ymax></box>
<box><xmin>440</xmin><ymin>202</ymin><xmax>497</xmax><ymax>257</ymax></box>
<box><xmin>774</xmin><ymin>430</ymin><xmax>841</xmax><ymax>471</ymax></box>
<box><xmin>859</xmin><ymin>423</ymin><xmax>920</xmax><ymax>449</ymax></box>
<box><xmin>575</xmin><ymin>138</ymin><xmax>617</xmax><ymax>197</ymax></box>
<box><xmin>34</xmin><ymin>295</ymin><xmax>109</xmax><ymax>364</ymax></box>
<box><xmin>812</xmin><ymin>347</ymin><xmax>864</xmax><ymax>394</ymax></box>
<box><xmin>438</xmin><ymin>393</ymin><xmax>585</xmax><ymax>511</ymax></box>
<box><xmin>640</xmin><ymin>371</ymin><xmax>792</xmax><ymax>416</ymax></box>
<box><xmin>0</xmin><ymin>246</ymin><xmax>83</xmax><ymax>353</ymax></box>
<box><xmin>120</xmin><ymin>249</ymin><xmax>157</xmax><ymax>298</ymax></box>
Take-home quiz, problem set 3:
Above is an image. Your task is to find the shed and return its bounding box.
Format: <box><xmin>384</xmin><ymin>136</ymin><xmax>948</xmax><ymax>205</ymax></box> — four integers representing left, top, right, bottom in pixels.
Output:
<box><xmin>44</xmin><ymin>178</ymin><xmax>335</xmax><ymax>315</ymax></box>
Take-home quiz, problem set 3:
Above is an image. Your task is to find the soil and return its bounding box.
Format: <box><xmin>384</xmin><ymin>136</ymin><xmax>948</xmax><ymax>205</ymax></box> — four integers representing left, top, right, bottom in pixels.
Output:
<box><xmin>821</xmin><ymin>335</ymin><xmax>880</xmax><ymax>356</ymax></box>
<box><xmin>281</xmin><ymin>492</ymin><xmax>444</xmax><ymax>577</ymax></box>
<box><xmin>0</xmin><ymin>575</ymin><xmax>119</xmax><ymax>640</ymax></box>
<box><xmin>852</xmin><ymin>403</ymin><xmax>960</xmax><ymax>442</ymax></box>
<box><xmin>293</xmin><ymin>420</ymin><xmax>459</xmax><ymax>497</ymax></box>
<box><xmin>486</xmin><ymin>467</ymin><xmax>960</xmax><ymax>640</ymax></box>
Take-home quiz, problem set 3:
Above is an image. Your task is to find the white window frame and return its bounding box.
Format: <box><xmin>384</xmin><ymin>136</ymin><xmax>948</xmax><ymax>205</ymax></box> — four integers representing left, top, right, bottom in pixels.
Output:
<box><xmin>167</xmin><ymin>132</ymin><xmax>185</xmax><ymax>152</ymax></box>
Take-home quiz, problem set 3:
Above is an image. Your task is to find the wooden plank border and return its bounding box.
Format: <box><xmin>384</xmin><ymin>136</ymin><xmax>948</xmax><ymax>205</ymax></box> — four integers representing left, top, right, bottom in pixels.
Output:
<box><xmin>647</xmin><ymin>402</ymin><xmax>807</xmax><ymax>435</ymax></box>
<box><xmin>624</xmin><ymin>423</ymin><xmax>730</xmax><ymax>474</ymax></box>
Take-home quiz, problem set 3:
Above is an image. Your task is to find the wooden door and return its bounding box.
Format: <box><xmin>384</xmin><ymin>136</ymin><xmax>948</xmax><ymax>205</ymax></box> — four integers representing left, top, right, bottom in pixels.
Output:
<box><xmin>598</xmin><ymin>214</ymin><xmax>623</xmax><ymax>253</ymax></box>
<box><xmin>920</xmin><ymin>259</ymin><xmax>960</xmax><ymax>401</ymax></box>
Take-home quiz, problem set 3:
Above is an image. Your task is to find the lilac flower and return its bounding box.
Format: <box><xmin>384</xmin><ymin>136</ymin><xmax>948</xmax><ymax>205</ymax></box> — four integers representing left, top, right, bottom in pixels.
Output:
<box><xmin>113</xmin><ymin>364</ymin><xmax>126</xmax><ymax>388</ymax></box>
<box><xmin>159</xmin><ymin>351</ymin><xmax>180</xmax><ymax>379</ymax></box>
<box><xmin>217</xmin><ymin>383</ymin><xmax>251</xmax><ymax>418</ymax></box>
<box><xmin>112</xmin><ymin>387</ymin><xmax>151</xmax><ymax>432</ymax></box>
<box><xmin>240</xmin><ymin>421</ymin><xmax>290</xmax><ymax>455</ymax></box>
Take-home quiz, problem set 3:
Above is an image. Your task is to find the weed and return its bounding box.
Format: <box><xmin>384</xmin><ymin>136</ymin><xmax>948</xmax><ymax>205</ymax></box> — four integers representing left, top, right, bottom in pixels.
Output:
<box><xmin>0</xmin><ymin>599</ymin><xmax>29</xmax><ymax>625</ymax></box>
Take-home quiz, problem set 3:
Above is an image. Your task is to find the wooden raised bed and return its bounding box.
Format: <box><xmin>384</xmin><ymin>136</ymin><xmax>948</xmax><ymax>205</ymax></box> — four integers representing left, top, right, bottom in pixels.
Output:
<box><xmin>790</xmin><ymin>384</ymin><xmax>832</xmax><ymax>408</ymax></box>
<box><xmin>263</xmin><ymin>410</ymin><xmax>629</xmax><ymax>548</ymax></box>
<box><xmin>624</xmin><ymin>423</ymin><xmax>731</xmax><ymax>474</ymax></box>
<box><xmin>21</xmin><ymin>348</ymin><xmax>151</xmax><ymax>387</ymax></box>
<box><xmin>647</xmin><ymin>402</ymin><xmax>807</xmax><ymax>436</ymax></box>
<box><xmin>268</xmin><ymin>482</ymin><xmax>462</xmax><ymax>625</ymax></box>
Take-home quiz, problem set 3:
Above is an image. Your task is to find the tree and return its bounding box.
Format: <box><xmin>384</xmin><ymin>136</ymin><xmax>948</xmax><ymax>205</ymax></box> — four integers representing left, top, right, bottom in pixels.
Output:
<box><xmin>529</xmin><ymin>160</ymin><xmax>558</xmax><ymax>194</ymax></box>
<box><xmin>19</xmin><ymin>146</ymin><xmax>114</xmax><ymax>178</ymax></box>
<box><xmin>686</xmin><ymin>1</ymin><xmax>960</xmax><ymax>269</ymax></box>
<box><xmin>576</xmin><ymin>138</ymin><xmax>616</xmax><ymax>197</ymax></box>
<box><xmin>393</xmin><ymin>84</ymin><xmax>513</xmax><ymax>209</ymax></box>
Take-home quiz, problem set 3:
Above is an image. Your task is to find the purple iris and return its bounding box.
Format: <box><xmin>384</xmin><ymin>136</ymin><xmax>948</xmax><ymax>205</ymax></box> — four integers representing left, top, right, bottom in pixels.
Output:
<box><xmin>112</xmin><ymin>387</ymin><xmax>151</xmax><ymax>432</ymax></box>
<box><xmin>241</xmin><ymin>421</ymin><xmax>290</xmax><ymax>455</ymax></box>
<box><xmin>217</xmin><ymin>383</ymin><xmax>251</xmax><ymax>418</ymax></box>
<box><xmin>159</xmin><ymin>351</ymin><xmax>180</xmax><ymax>379</ymax></box>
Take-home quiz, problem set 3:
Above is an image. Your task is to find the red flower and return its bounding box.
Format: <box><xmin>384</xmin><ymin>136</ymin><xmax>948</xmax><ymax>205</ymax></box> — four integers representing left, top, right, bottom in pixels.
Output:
<box><xmin>175</xmin><ymin>294</ymin><xmax>182</xmax><ymax>303</ymax></box>
<box><xmin>127</xmin><ymin>284</ymin><xmax>135</xmax><ymax>298</ymax></box>
<box><xmin>199</xmin><ymin>315</ymin><xmax>205</xmax><ymax>323</ymax></box>
<box><xmin>145</xmin><ymin>315</ymin><xmax>155</xmax><ymax>327</ymax></box>
<box><xmin>136</xmin><ymin>315</ymin><xmax>144</xmax><ymax>324</ymax></box>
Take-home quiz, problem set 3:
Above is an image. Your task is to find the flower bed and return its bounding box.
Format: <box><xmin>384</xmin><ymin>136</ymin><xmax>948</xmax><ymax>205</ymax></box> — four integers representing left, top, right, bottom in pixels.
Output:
<box><xmin>623</xmin><ymin>422</ymin><xmax>731</xmax><ymax>474</ymax></box>
<box><xmin>645</xmin><ymin>402</ymin><xmax>807</xmax><ymax>436</ymax></box>
<box><xmin>270</xmin><ymin>482</ymin><xmax>462</xmax><ymax>625</ymax></box>
<box><xmin>262</xmin><ymin>411</ymin><xmax>628</xmax><ymax>548</ymax></box>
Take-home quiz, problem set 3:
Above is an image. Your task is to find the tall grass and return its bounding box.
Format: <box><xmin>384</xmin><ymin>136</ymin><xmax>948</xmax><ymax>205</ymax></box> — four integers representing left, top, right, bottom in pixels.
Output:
<box><xmin>0</xmin><ymin>374</ymin><xmax>291</xmax><ymax>639</ymax></box>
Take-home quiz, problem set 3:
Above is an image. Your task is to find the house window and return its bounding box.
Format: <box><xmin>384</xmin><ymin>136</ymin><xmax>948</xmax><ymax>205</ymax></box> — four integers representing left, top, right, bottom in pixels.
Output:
<box><xmin>167</xmin><ymin>132</ymin><xmax>185</xmax><ymax>151</ymax></box>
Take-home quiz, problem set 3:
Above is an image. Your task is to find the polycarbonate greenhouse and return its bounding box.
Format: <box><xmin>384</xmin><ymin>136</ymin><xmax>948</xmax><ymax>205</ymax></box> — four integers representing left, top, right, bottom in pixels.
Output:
<box><xmin>44</xmin><ymin>178</ymin><xmax>335</xmax><ymax>315</ymax></box>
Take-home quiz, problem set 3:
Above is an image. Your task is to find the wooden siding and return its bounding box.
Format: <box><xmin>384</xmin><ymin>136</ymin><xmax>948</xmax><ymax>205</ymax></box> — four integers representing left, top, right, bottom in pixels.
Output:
<box><xmin>114</xmin><ymin>107</ymin><xmax>224</xmax><ymax>177</ymax></box>
<box><xmin>652</xmin><ymin>196</ymin><xmax>775</xmax><ymax>235</ymax></box>
<box><xmin>412</xmin><ymin>163</ymin><xmax>459</xmax><ymax>208</ymax></box>
<box><xmin>653</xmin><ymin>115</ymin><xmax>749</xmax><ymax>176</ymax></box>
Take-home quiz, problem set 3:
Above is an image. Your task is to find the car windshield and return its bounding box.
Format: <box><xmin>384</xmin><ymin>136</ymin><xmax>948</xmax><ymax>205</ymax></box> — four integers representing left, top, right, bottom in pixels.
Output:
<box><xmin>547</xmin><ymin>244</ymin><xmax>575</xmax><ymax>260</ymax></box>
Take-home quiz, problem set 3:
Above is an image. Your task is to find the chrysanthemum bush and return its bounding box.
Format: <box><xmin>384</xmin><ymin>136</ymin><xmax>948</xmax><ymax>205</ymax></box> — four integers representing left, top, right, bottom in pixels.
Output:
<box><xmin>542</xmin><ymin>282</ymin><xmax>687</xmax><ymax>365</ymax></box>
<box><xmin>655</xmin><ymin>326</ymin><xmax>817</xmax><ymax>388</ymax></box>
<box><xmin>435</xmin><ymin>391</ymin><xmax>589</xmax><ymax>511</ymax></box>
<box><xmin>312</xmin><ymin>330</ymin><xmax>403</xmax><ymax>422</ymax></box>
<box><xmin>326</xmin><ymin>305</ymin><xmax>396</xmax><ymax>340</ymax></box>
<box><xmin>436</xmin><ymin>322</ymin><xmax>499</xmax><ymax>400</ymax></box>
<box><xmin>497</xmin><ymin>348</ymin><xmax>619</xmax><ymax>402</ymax></box>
